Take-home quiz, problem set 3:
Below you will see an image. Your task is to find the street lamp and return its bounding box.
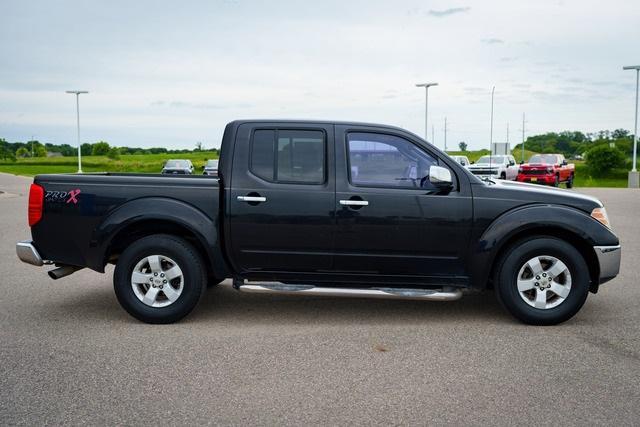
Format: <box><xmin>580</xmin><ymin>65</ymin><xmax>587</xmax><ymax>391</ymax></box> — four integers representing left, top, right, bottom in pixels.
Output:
<box><xmin>623</xmin><ymin>65</ymin><xmax>639</xmax><ymax>188</ymax></box>
<box><xmin>415</xmin><ymin>82</ymin><xmax>438</xmax><ymax>142</ymax></box>
<box><xmin>66</xmin><ymin>90</ymin><xmax>89</xmax><ymax>173</ymax></box>
<box><xmin>490</xmin><ymin>86</ymin><xmax>495</xmax><ymax>162</ymax></box>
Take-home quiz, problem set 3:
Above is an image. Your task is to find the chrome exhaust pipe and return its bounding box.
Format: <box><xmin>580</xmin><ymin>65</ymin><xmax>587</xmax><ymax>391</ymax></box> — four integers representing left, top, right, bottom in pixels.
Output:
<box><xmin>48</xmin><ymin>265</ymin><xmax>82</xmax><ymax>280</ymax></box>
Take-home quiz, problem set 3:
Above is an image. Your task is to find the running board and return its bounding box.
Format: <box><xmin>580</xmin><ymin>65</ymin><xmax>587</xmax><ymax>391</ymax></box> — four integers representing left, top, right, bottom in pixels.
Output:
<box><xmin>235</xmin><ymin>281</ymin><xmax>462</xmax><ymax>301</ymax></box>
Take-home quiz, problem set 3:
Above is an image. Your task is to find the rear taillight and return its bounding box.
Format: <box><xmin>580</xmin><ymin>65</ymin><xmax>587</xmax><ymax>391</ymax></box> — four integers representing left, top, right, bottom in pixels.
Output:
<box><xmin>28</xmin><ymin>183</ymin><xmax>44</xmax><ymax>226</ymax></box>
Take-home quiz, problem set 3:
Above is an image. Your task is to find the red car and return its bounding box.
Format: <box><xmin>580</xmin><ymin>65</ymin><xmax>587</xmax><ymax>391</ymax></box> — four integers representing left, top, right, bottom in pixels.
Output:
<box><xmin>517</xmin><ymin>154</ymin><xmax>575</xmax><ymax>188</ymax></box>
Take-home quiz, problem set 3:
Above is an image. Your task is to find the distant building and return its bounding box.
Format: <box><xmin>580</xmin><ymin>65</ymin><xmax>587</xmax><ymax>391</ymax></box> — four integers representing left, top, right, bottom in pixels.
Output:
<box><xmin>47</xmin><ymin>152</ymin><xmax>63</xmax><ymax>157</ymax></box>
<box><xmin>491</xmin><ymin>142</ymin><xmax>510</xmax><ymax>156</ymax></box>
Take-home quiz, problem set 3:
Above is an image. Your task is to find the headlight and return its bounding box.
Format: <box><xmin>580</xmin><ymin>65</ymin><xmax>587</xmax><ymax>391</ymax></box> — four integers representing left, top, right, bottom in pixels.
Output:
<box><xmin>591</xmin><ymin>207</ymin><xmax>611</xmax><ymax>228</ymax></box>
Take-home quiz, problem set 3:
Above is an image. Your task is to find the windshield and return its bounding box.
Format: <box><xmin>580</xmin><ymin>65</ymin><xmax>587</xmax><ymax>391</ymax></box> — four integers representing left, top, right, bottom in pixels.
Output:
<box><xmin>528</xmin><ymin>154</ymin><xmax>558</xmax><ymax>164</ymax></box>
<box><xmin>165</xmin><ymin>160</ymin><xmax>189</xmax><ymax>168</ymax></box>
<box><xmin>205</xmin><ymin>160</ymin><xmax>218</xmax><ymax>167</ymax></box>
<box><xmin>476</xmin><ymin>155</ymin><xmax>505</xmax><ymax>165</ymax></box>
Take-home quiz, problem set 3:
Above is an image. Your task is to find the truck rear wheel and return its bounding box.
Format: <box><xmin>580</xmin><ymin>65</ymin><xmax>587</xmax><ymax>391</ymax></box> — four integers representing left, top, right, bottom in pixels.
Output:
<box><xmin>494</xmin><ymin>237</ymin><xmax>589</xmax><ymax>325</ymax></box>
<box><xmin>114</xmin><ymin>234</ymin><xmax>206</xmax><ymax>324</ymax></box>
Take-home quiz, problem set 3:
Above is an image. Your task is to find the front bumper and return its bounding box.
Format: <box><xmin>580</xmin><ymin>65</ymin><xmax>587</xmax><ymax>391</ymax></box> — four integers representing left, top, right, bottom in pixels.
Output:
<box><xmin>517</xmin><ymin>174</ymin><xmax>556</xmax><ymax>184</ymax></box>
<box><xmin>594</xmin><ymin>245</ymin><xmax>621</xmax><ymax>284</ymax></box>
<box><xmin>16</xmin><ymin>240</ymin><xmax>45</xmax><ymax>266</ymax></box>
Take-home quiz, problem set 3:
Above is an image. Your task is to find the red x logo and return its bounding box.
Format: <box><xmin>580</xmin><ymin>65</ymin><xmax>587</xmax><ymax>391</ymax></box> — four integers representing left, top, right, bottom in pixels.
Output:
<box><xmin>66</xmin><ymin>189</ymin><xmax>81</xmax><ymax>204</ymax></box>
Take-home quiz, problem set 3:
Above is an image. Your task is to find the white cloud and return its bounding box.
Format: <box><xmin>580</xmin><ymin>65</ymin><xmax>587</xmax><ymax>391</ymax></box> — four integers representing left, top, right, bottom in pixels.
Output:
<box><xmin>0</xmin><ymin>0</ymin><xmax>638</xmax><ymax>150</ymax></box>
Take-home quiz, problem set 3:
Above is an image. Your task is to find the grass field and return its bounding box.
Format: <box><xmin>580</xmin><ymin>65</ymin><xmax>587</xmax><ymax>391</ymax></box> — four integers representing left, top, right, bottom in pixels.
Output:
<box><xmin>0</xmin><ymin>149</ymin><xmax>629</xmax><ymax>187</ymax></box>
<box><xmin>0</xmin><ymin>152</ymin><xmax>219</xmax><ymax>176</ymax></box>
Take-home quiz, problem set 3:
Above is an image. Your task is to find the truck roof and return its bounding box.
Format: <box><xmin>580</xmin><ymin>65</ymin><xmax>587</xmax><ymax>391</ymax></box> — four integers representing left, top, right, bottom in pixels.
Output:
<box><xmin>227</xmin><ymin>119</ymin><xmax>413</xmax><ymax>134</ymax></box>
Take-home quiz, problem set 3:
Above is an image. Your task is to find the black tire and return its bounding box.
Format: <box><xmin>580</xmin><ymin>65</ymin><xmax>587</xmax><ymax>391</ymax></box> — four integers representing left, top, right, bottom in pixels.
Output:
<box><xmin>500</xmin><ymin>172</ymin><xmax>506</xmax><ymax>180</ymax></box>
<box><xmin>553</xmin><ymin>174</ymin><xmax>560</xmax><ymax>187</ymax></box>
<box><xmin>566</xmin><ymin>174</ymin><xmax>574</xmax><ymax>188</ymax></box>
<box><xmin>494</xmin><ymin>237</ymin><xmax>590</xmax><ymax>325</ymax></box>
<box><xmin>114</xmin><ymin>234</ymin><xmax>206</xmax><ymax>324</ymax></box>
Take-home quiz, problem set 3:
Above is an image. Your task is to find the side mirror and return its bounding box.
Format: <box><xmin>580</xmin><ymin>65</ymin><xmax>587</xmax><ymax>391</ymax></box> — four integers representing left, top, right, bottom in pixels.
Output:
<box><xmin>509</xmin><ymin>161</ymin><xmax>515</xmax><ymax>166</ymax></box>
<box><xmin>429</xmin><ymin>165</ymin><xmax>453</xmax><ymax>190</ymax></box>
<box><xmin>562</xmin><ymin>160</ymin><xmax>567</xmax><ymax>166</ymax></box>
<box><xmin>470</xmin><ymin>161</ymin><xmax>475</xmax><ymax>165</ymax></box>
<box><xmin>520</xmin><ymin>160</ymin><xmax>524</xmax><ymax>165</ymax></box>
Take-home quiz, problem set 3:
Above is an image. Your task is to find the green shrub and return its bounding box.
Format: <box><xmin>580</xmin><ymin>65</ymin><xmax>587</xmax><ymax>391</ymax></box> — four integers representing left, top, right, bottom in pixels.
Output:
<box><xmin>585</xmin><ymin>145</ymin><xmax>625</xmax><ymax>176</ymax></box>
<box><xmin>107</xmin><ymin>147</ymin><xmax>121</xmax><ymax>160</ymax></box>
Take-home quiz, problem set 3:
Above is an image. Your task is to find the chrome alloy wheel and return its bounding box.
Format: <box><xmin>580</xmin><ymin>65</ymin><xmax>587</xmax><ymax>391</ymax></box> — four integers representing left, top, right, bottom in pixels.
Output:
<box><xmin>131</xmin><ymin>255</ymin><xmax>184</xmax><ymax>308</ymax></box>
<box><xmin>516</xmin><ymin>255</ymin><xmax>572</xmax><ymax>310</ymax></box>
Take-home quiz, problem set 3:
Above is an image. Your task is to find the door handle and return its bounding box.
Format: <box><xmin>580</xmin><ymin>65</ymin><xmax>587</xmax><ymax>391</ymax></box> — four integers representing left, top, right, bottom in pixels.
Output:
<box><xmin>339</xmin><ymin>199</ymin><xmax>369</xmax><ymax>206</ymax></box>
<box><xmin>237</xmin><ymin>196</ymin><xmax>267</xmax><ymax>202</ymax></box>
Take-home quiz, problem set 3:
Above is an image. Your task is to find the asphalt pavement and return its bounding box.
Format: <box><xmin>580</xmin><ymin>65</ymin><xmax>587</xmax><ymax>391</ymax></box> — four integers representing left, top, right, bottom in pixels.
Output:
<box><xmin>1</xmin><ymin>172</ymin><xmax>639</xmax><ymax>425</ymax></box>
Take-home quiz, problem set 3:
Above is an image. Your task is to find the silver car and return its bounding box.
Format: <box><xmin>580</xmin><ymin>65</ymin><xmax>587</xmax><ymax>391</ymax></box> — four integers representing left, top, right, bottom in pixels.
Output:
<box><xmin>203</xmin><ymin>159</ymin><xmax>219</xmax><ymax>176</ymax></box>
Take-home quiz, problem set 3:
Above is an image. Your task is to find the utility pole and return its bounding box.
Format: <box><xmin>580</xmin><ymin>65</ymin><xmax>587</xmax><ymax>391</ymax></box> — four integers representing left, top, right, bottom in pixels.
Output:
<box><xmin>432</xmin><ymin>125</ymin><xmax>435</xmax><ymax>146</ymax></box>
<box><xmin>444</xmin><ymin>117</ymin><xmax>448</xmax><ymax>151</ymax></box>
<box><xmin>31</xmin><ymin>135</ymin><xmax>34</xmax><ymax>158</ymax></box>
<box><xmin>415</xmin><ymin>82</ymin><xmax>438</xmax><ymax>141</ymax></box>
<box><xmin>65</xmin><ymin>90</ymin><xmax>89</xmax><ymax>173</ymax></box>
<box><xmin>506</xmin><ymin>123</ymin><xmax>510</xmax><ymax>144</ymax></box>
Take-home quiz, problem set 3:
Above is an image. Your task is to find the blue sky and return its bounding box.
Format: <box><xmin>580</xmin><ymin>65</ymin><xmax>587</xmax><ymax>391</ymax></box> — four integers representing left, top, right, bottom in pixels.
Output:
<box><xmin>1</xmin><ymin>0</ymin><xmax>639</xmax><ymax>150</ymax></box>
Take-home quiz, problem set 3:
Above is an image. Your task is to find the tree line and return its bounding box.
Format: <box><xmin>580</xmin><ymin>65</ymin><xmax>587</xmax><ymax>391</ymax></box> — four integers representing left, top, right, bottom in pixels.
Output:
<box><xmin>0</xmin><ymin>139</ymin><xmax>218</xmax><ymax>161</ymax></box>
<box><xmin>511</xmin><ymin>129</ymin><xmax>635</xmax><ymax>159</ymax></box>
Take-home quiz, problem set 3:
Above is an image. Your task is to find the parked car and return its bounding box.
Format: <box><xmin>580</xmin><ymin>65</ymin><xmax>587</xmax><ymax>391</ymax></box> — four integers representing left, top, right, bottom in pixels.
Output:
<box><xmin>203</xmin><ymin>159</ymin><xmax>219</xmax><ymax>176</ymax></box>
<box><xmin>161</xmin><ymin>159</ymin><xmax>194</xmax><ymax>175</ymax></box>
<box><xmin>517</xmin><ymin>154</ymin><xmax>575</xmax><ymax>188</ymax></box>
<box><xmin>449</xmin><ymin>155</ymin><xmax>471</xmax><ymax>168</ymax></box>
<box><xmin>16</xmin><ymin>120</ymin><xmax>620</xmax><ymax>326</ymax></box>
<box><xmin>468</xmin><ymin>154</ymin><xmax>518</xmax><ymax>180</ymax></box>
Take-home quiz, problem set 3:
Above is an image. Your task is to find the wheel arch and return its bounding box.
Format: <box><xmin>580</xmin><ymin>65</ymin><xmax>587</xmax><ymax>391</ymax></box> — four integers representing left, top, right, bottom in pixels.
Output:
<box><xmin>87</xmin><ymin>197</ymin><xmax>229</xmax><ymax>280</ymax></box>
<box><xmin>470</xmin><ymin>204</ymin><xmax>617</xmax><ymax>292</ymax></box>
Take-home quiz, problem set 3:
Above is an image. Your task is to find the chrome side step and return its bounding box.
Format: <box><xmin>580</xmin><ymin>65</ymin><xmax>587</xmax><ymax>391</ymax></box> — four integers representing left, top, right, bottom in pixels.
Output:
<box><xmin>235</xmin><ymin>281</ymin><xmax>462</xmax><ymax>301</ymax></box>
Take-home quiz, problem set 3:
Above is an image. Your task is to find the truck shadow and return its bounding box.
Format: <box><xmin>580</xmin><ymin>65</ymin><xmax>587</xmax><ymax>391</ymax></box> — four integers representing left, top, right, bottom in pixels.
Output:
<box><xmin>46</xmin><ymin>280</ymin><xmax>510</xmax><ymax>325</ymax></box>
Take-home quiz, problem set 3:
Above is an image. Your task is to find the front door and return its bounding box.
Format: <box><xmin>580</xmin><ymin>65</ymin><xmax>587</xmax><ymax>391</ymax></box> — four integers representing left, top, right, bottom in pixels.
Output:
<box><xmin>333</xmin><ymin>126</ymin><xmax>473</xmax><ymax>284</ymax></box>
<box><xmin>228</xmin><ymin>123</ymin><xmax>335</xmax><ymax>273</ymax></box>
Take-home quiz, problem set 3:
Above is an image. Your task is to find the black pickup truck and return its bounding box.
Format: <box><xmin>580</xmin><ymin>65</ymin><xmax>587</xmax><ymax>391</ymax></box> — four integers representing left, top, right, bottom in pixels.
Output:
<box><xmin>16</xmin><ymin>120</ymin><xmax>621</xmax><ymax>325</ymax></box>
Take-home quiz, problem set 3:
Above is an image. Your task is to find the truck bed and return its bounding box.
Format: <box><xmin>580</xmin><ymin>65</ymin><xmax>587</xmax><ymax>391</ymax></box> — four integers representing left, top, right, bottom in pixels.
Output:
<box><xmin>31</xmin><ymin>173</ymin><xmax>221</xmax><ymax>272</ymax></box>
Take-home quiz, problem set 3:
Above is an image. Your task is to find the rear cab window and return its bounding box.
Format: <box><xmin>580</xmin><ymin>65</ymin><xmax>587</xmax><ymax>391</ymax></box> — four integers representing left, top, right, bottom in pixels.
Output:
<box><xmin>250</xmin><ymin>129</ymin><xmax>326</xmax><ymax>184</ymax></box>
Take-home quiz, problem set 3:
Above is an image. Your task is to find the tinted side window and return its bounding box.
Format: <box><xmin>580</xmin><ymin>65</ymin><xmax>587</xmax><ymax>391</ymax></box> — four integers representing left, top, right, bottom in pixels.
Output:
<box><xmin>276</xmin><ymin>130</ymin><xmax>325</xmax><ymax>183</ymax></box>
<box><xmin>347</xmin><ymin>132</ymin><xmax>439</xmax><ymax>189</ymax></box>
<box><xmin>250</xmin><ymin>129</ymin><xmax>325</xmax><ymax>184</ymax></box>
<box><xmin>250</xmin><ymin>130</ymin><xmax>276</xmax><ymax>181</ymax></box>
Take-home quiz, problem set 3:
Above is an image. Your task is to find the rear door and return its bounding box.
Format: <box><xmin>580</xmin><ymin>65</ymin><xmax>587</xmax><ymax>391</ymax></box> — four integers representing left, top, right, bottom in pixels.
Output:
<box><xmin>333</xmin><ymin>125</ymin><xmax>473</xmax><ymax>283</ymax></box>
<box><xmin>228</xmin><ymin>122</ymin><xmax>335</xmax><ymax>273</ymax></box>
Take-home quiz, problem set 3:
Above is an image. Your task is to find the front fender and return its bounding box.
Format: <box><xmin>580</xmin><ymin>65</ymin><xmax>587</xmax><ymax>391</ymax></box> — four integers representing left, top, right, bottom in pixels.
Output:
<box><xmin>470</xmin><ymin>204</ymin><xmax>619</xmax><ymax>288</ymax></box>
<box><xmin>86</xmin><ymin>197</ymin><xmax>227</xmax><ymax>278</ymax></box>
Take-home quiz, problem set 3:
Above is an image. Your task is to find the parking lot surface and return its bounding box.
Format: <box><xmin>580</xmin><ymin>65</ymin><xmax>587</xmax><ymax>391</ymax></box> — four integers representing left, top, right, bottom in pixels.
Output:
<box><xmin>1</xmin><ymin>172</ymin><xmax>639</xmax><ymax>425</ymax></box>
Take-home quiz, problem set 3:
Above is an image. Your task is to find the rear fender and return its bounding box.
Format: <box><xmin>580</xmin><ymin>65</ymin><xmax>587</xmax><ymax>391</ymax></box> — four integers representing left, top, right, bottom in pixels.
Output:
<box><xmin>87</xmin><ymin>197</ymin><xmax>228</xmax><ymax>278</ymax></box>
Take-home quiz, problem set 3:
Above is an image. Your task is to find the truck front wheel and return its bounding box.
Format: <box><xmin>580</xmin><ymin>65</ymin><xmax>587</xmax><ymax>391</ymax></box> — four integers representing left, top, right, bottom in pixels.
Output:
<box><xmin>494</xmin><ymin>237</ymin><xmax>589</xmax><ymax>325</ymax></box>
<box><xmin>114</xmin><ymin>234</ymin><xmax>206</xmax><ymax>324</ymax></box>
<box><xmin>566</xmin><ymin>173</ymin><xmax>574</xmax><ymax>188</ymax></box>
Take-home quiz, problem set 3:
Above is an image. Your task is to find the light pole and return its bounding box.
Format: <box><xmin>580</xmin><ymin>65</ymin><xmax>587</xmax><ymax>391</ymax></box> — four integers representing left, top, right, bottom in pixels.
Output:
<box><xmin>415</xmin><ymin>82</ymin><xmax>438</xmax><ymax>142</ymax></box>
<box><xmin>490</xmin><ymin>86</ymin><xmax>495</xmax><ymax>162</ymax></box>
<box><xmin>521</xmin><ymin>113</ymin><xmax>526</xmax><ymax>163</ymax></box>
<box><xmin>623</xmin><ymin>65</ymin><xmax>639</xmax><ymax>188</ymax></box>
<box><xmin>66</xmin><ymin>90</ymin><xmax>89</xmax><ymax>173</ymax></box>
